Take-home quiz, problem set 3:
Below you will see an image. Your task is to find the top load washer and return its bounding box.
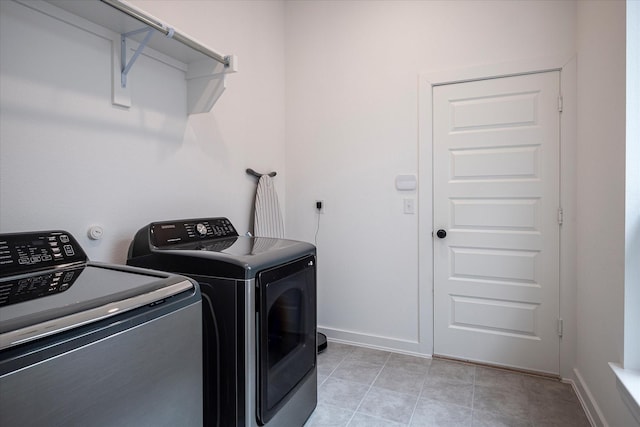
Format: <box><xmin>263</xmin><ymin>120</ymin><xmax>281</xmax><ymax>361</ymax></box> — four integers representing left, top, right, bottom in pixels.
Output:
<box><xmin>0</xmin><ymin>230</ymin><xmax>203</xmax><ymax>427</ymax></box>
<box><xmin>127</xmin><ymin>217</ymin><xmax>317</xmax><ymax>427</ymax></box>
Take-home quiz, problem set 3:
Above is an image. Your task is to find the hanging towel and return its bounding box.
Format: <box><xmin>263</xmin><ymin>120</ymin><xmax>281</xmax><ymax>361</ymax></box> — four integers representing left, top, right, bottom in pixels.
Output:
<box><xmin>254</xmin><ymin>175</ymin><xmax>284</xmax><ymax>238</ymax></box>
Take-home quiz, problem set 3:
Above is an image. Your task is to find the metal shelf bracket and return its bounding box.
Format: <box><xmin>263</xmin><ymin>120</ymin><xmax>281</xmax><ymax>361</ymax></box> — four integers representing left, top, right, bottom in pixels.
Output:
<box><xmin>120</xmin><ymin>27</ymin><xmax>156</xmax><ymax>88</ymax></box>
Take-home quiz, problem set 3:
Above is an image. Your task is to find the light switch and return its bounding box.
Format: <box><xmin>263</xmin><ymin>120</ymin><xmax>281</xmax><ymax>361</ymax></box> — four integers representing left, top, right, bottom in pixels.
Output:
<box><xmin>403</xmin><ymin>198</ymin><xmax>415</xmax><ymax>214</ymax></box>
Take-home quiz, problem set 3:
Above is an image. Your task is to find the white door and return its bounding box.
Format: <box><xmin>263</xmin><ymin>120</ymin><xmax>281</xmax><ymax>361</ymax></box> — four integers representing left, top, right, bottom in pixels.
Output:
<box><xmin>433</xmin><ymin>71</ymin><xmax>561</xmax><ymax>374</ymax></box>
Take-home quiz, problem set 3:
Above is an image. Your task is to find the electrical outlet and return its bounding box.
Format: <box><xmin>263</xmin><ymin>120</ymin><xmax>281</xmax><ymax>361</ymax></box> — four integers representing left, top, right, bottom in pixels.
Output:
<box><xmin>315</xmin><ymin>200</ymin><xmax>325</xmax><ymax>214</ymax></box>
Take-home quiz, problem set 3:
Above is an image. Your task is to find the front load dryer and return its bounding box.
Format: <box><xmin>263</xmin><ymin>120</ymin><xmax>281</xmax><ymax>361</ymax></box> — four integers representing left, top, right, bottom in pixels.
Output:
<box><xmin>127</xmin><ymin>217</ymin><xmax>317</xmax><ymax>427</ymax></box>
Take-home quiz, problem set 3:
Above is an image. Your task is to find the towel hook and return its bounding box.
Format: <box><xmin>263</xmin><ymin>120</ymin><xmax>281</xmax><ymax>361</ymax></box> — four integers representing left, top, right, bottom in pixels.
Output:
<box><xmin>246</xmin><ymin>168</ymin><xmax>276</xmax><ymax>178</ymax></box>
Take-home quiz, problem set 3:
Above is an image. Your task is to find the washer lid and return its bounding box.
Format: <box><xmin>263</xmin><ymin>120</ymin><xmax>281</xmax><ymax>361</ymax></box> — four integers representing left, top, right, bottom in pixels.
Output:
<box><xmin>155</xmin><ymin>236</ymin><xmax>315</xmax><ymax>279</ymax></box>
<box><xmin>0</xmin><ymin>263</ymin><xmax>194</xmax><ymax>350</ymax></box>
<box><xmin>169</xmin><ymin>235</ymin><xmax>303</xmax><ymax>256</ymax></box>
<box><xmin>128</xmin><ymin>217</ymin><xmax>316</xmax><ymax>279</ymax></box>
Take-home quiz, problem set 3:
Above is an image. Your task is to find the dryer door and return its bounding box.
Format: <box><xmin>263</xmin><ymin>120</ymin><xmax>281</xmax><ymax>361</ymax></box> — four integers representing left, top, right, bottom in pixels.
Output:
<box><xmin>256</xmin><ymin>255</ymin><xmax>316</xmax><ymax>424</ymax></box>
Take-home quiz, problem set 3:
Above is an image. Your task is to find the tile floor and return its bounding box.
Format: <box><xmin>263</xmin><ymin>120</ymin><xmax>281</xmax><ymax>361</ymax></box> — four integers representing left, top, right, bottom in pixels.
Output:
<box><xmin>305</xmin><ymin>342</ymin><xmax>591</xmax><ymax>427</ymax></box>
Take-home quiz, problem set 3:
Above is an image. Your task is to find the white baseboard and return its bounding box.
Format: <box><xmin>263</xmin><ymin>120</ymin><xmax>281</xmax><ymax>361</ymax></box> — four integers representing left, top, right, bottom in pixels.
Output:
<box><xmin>570</xmin><ymin>368</ymin><xmax>608</xmax><ymax>427</ymax></box>
<box><xmin>318</xmin><ymin>326</ymin><xmax>431</xmax><ymax>358</ymax></box>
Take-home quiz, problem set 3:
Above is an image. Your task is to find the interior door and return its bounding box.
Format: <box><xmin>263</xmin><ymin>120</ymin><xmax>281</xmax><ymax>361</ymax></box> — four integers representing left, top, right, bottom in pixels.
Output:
<box><xmin>433</xmin><ymin>71</ymin><xmax>561</xmax><ymax>374</ymax></box>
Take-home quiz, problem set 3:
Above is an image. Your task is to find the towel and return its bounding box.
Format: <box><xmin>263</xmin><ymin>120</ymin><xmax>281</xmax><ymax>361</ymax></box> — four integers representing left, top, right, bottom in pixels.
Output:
<box><xmin>254</xmin><ymin>175</ymin><xmax>284</xmax><ymax>238</ymax></box>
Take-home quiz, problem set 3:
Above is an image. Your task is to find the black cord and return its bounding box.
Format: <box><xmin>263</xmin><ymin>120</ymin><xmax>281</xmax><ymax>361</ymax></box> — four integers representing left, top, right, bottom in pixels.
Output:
<box><xmin>314</xmin><ymin>211</ymin><xmax>321</xmax><ymax>246</ymax></box>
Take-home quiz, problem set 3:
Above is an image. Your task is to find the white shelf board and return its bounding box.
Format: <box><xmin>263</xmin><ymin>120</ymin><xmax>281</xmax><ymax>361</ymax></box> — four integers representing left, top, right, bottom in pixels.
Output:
<box><xmin>46</xmin><ymin>0</ymin><xmax>219</xmax><ymax>65</ymax></box>
<box><xmin>35</xmin><ymin>0</ymin><xmax>236</xmax><ymax>113</ymax></box>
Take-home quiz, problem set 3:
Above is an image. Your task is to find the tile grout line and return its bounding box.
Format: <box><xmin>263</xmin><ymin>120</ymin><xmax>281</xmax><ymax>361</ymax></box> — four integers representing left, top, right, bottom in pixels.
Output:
<box><xmin>471</xmin><ymin>365</ymin><xmax>476</xmax><ymax>425</ymax></box>
<box><xmin>312</xmin><ymin>345</ymin><xmax>355</xmax><ymax>426</ymax></box>
<box><xmin>326</xmin><ymin>350</ymin><xmax>351</xmax><ymax>378</ymax></box>
<box><xmin>345</xmin><ymin>351</ymin><xmax>392</xmax><ymax>426</ymax></box>
<box><xmin>319</xmin><ymin>345</ymin><xmax>356</xmax><ymax>382</ymax></box>
<box><xmin>406</xmin><ymin>359</ymin><xmax>433</xmax><ymax>426</ymax></box>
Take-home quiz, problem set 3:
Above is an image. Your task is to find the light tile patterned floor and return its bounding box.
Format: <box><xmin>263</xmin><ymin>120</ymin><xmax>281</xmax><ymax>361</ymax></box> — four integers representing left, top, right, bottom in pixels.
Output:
<box><xmin>305</xmin><ymin>342</ymin><xmax>591</xmax><ymax>427</ymax></box>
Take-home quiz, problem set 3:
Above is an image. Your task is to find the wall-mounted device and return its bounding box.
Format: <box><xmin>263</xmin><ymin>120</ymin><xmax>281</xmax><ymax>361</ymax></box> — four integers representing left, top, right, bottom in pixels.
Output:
<box><xmin>395</xmin><ymin>174</ymin><xmax>417</xmax><ymax>191</ymax></box>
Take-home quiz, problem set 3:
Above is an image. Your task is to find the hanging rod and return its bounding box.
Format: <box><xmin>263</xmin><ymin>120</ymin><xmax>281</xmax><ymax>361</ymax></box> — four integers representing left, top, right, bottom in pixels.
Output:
<box><xmin>246</xmin><ymin>168</ymin><xmax>277</xmax><ymax>178</ymax></box>
<box><xmin>100</xmin><ymin>0</ymin><xmax>231</xmax><ymax>67</ymax></box>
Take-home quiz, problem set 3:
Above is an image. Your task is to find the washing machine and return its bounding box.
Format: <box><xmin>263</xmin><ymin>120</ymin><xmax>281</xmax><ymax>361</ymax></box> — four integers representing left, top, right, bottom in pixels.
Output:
<box><xmin>127</xmin><ymin>217</ymin><xmax>317</xmax><ymax>427</ymax></box>
<box><xmin>0</xmin><ymin>230</ymin><xmax>202</xmax><ymax>427</ymax></box>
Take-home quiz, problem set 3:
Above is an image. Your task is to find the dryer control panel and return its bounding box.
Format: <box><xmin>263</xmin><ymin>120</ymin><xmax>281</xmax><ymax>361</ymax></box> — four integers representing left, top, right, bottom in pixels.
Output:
<box><xmin>0</xmin><ymin>231</ymin><xmax>87</xmax><ymax>278</ymax></box>
<box><xmin>150</xmin><ymin>217</ymin><xmax>238</xmax><ymax>248</ymax></box>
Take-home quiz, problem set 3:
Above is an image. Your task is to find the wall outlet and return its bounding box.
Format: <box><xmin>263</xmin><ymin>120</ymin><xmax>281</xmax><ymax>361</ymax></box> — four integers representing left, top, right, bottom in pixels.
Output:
<box><xmin>316</xmin><ymin>200</ymin><xmax>325</xmax><ymax>214</ymax></box>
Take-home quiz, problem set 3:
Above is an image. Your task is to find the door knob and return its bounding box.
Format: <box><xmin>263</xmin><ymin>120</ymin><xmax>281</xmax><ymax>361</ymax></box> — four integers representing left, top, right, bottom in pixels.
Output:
<box><xmin>436</xmin><ymin>229</ymin><xmax>447</xmax><ymax>239</ymax></box>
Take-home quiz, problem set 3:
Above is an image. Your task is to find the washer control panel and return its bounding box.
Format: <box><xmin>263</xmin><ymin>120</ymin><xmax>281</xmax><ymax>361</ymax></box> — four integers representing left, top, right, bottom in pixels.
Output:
<box><xmin>0</xmin><ymin>231</ymin><xmax>87</xmax><ymax>278</ymax></box>
<box><xmin>150</xmin><ymin>217</ymin><xmax>238</xmax><ymax>248</ymax></box>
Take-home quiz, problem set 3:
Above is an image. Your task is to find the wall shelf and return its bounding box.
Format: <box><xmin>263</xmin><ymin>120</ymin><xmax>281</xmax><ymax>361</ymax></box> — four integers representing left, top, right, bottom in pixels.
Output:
<box><xmin>31</xmin><ymin>0</ymin><xmax>237</xmax><ymax>114</ymax></box>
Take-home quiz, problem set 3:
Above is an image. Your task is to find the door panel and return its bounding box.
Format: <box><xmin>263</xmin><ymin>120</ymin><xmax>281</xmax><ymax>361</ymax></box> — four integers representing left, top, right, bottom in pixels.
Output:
<box><xmin>433</xmin><ymin>72</ymin><xmax>560</xmax><ymax>374</ymax></box>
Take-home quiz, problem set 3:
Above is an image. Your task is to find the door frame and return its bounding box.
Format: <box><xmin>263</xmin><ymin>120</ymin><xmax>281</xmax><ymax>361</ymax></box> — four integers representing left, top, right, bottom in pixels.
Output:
<box><xmin>417</xmin><ymin>55</ymin><xmax>577</xmax><ymax>379</ymax></box>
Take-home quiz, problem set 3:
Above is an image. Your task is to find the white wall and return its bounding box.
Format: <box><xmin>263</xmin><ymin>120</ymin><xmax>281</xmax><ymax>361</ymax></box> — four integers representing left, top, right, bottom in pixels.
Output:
<box><xmin>575</xmin><ymin>1</ymin><xmax>637</xmax><ymax>426</ymax></box>
<box><xmin>0</xmin><ymin>0</ymin><xmax>286</xmax><ymax>264</ymax></box>
<box><xmin>284</xmin><ymin>0</ymin><xmax>576</xmax><ymax>354</ymax></box>
<box><xmin>2</xmin><ymin>1</ymin><xmax>635</xmax><ymax>424</ymax></box>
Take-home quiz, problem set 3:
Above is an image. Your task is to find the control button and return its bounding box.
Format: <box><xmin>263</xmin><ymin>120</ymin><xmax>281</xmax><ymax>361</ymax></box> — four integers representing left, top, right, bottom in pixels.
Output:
<box><xmin>63</xmin><ymin>245</ymin><xmax>75</xmax><ymax>256</ymax></box>
<box><xmin>42</xmin><ymin>255</ymin><xmax>52</xmax><ymax>261</ymax></box>
<box><xmin>31</xmin><ymin>255</ymin><xmax>41</xmax><ymax>263</ymax></box>
<box><xmin>49</xmin><ymin>242</ymin><xmax>58</xmax><ymax>247</ymax></box>
<box><xmin>60</xmin><ymin>235</ymin><xmax>70</xmax><ymax>243</ymax></box>
<box><xmin>18</xmin><ymin>258</ymin><xmax>29</xmax><ymax>264</ymax></box>
<box><xmin>51</xmin><ymin>247</ymin><xmax>61</xmax><ymax>254</ymax></box>
<box><xmin>195</xmin><ymin>223</ymin><xmax>208</xmax><ymax>237</ymax></box>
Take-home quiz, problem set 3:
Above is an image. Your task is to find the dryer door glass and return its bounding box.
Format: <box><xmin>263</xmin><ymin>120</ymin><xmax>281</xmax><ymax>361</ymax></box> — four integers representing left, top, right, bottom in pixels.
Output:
<box><xmin>256</xmin><ymin>255</ymin><xmax>316</xmax><ymax>424</ymax></box>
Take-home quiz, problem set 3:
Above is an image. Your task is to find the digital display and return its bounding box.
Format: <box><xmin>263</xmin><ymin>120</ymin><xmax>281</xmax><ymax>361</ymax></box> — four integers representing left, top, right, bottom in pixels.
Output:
<box><xmin>150</xmin><ymin>218</ymin><xmax>238</xmax><ymax>247</ymax></box>
<box><xmin>151</xmin><ymin>223</ymin><xmax>188</xmax><ymax>246</ymax></box>
<box><xmin>0</xmin><ymin>231</ymin><xmax>87</xmax><ymax>278</ymax></box>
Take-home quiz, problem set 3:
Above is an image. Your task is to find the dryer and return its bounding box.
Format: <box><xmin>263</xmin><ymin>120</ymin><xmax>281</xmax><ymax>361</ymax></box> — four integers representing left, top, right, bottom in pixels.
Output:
<box><xmin>127</xmin><ymin>217</ymin><xmax>317</xmax><ymax>427</ymax></box>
